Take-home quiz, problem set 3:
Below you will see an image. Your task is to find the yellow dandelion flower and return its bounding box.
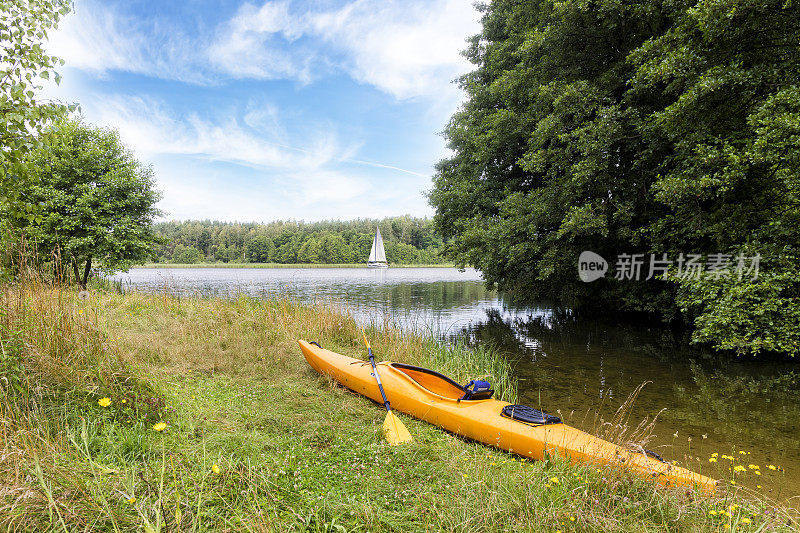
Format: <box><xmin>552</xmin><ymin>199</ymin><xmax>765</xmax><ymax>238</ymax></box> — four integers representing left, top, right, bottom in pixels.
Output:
<box><xmin>550</xmin><ymin>477</ymin><xmax>560</xmax><ymax>484</ymax></box>
<box><xmin>98</xmin><ymin>397</ymin><xmax>111</xmax><ymax>407</ymax></box>
<box><xmin>711</xmin><ymin>452</ymin><xmax>719</xmax><ymax>457</ymax></box>
<box><xmin>738</xmin><ymin>451</ymin><xmax>747</xmax><ymax>455</ymax></box>
<box><xmin>121</xmin><ymin>399</ymin><xmax>127</xmax><ymax>404</ymax></box>
<box><xmin>767</xmin><ymin>464</ymin><xmax>776</xmax><ymax>470</ymax></box>
<box><xmin>729</xmin><ymin>504</ymin><xmax>738</xmax><ymax>511</ymax></box>
<box><xmin>723</xmin><ymin>524</ymin><xmax>730</xmax><ymax>530</ymax></box>
<box><xmin>709</xmin><ymin>510</ymin><xmax>717</xmax><ymax>516</ymax></box>
<box><xmin>212</xmin><ymin>464</ymin><xmax>221</xmax><ymax>474</ymax></box>
<box><xmin>569</xmin><ymin>517</ymin><xmax>576</xmax><ymax>522</ymax></box>
<box><xmin>709</xmin><ymin>458</ymin><xmax>718</xmax><ymax>463</ymax></box>
<box><xmin>756</xmin><ymin>485</ymin><xmax>761</xmax><ymax>489</ymax></box>
<box><xmin>128</xmin><ymin>497</ymin><xmax>136</xmax><ymax>504</ymax></box>
<box><xmin>78</xmin><ymin>310</ymin><xmax>84</xmax><ymax>315</ymax></box>
<box><xmin>741</xmin><ymin>517</ymin><xmax>751</xmax><ymax>524</ymax></box>
<box><xmin>754</xmin><ymin>470</ymin><xmax>761</xmax><ymax>475</ymax></box>
<box><xmin>152</xmin><ymin>422</ymin><xmax>167</xmax><ymax>432</ymax></box>
<box><xmin>734</xmin><ymin>465</ymin><xmax>746</xmax><ymax>472</ymax></box>
<box><xmin>729</xmin><ymin>480</ymin><xmax>736</xmax><ymax>485</ymax></box>
<box><xmin>747</xmin><ymin>464</ymin><xmax>757</xmax><ymax>469</ymax></box>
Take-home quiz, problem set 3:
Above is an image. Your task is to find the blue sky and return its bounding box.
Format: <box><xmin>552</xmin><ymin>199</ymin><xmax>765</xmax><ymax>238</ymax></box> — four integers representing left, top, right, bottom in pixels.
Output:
<box><xmin>42</xmin><ymin>0</ymin><xmax>481</xmax><ymax>222</ymax></box>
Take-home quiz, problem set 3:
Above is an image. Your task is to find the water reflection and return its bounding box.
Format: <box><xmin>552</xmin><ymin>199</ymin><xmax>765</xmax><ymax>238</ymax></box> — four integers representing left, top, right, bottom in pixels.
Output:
<box><xmin>456</xmin><ymin>308</ymin><xmax>800</xmax><ymax>498</ymax></box>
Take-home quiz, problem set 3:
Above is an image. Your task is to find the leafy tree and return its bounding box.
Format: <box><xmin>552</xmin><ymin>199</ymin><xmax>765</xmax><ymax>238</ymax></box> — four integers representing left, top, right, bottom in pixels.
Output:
<box><xmin>148</xmin><ymin>218</ymin><xmax>447</xmax><ymax>265</ymax></box>
<box><xmin>628</xmin><ymin>0</ymin><xmax>800</xmax><ymax>354</ymax></box>
<box><xmin>387</xmin><ymin>242</ymin><xmax>418</xmax><ymax>264</ymax></box>
<box><xmin>1</xmin><ymin>0</ymin><xmax>74</xmax><ymax>219</ymax></box>
<box><xmin>319</xmin><ymin>233</ymin><xmax>347</xmax><ymax>264</ymax></box>
<box><xmin>16</xmin><ymin>119</ymin><xmax>162</xmax><ymax>287</ymax></box>
<box><xmin>171</xmin><ymin>243</ymin><xmax>201</xmax><ymax>264</ymax></box>
<box><xmin>246</xmin><ymin>235</ymin><xmax>274</xmax><ymax>263</ymax></box>
<box><xmin>430</xmin><ymin>0</ymin><xmax>665</xmax><ymax>307</ymax></box>
<box><xmin>430</xmin><ymin>0</ymin><xmax>800</xmax><ymax>355</ymax></box>
<box><xmin>297</xmin><ymin>236</ymin><xmax>321</xmax><ymax>263</ymax></box>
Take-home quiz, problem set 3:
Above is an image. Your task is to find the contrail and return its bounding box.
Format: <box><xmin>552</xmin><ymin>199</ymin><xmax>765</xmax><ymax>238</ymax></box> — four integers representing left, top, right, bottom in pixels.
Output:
<box><xmin>341</xmin><ymin>157</ymin><xmax>430</xmax><ymax>178</ymax></box>
<box><xmin>255</xmin><ymin>139</ymin><xmax>430</xmax><ymax>178</ymax></box>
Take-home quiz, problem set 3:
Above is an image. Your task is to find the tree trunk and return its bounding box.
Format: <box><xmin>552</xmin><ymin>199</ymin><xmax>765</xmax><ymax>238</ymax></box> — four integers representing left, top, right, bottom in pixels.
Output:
<box><xmin>81</xmin><ymin>257</ymin><xmax>92</xmax><ymax>289</ymax></box>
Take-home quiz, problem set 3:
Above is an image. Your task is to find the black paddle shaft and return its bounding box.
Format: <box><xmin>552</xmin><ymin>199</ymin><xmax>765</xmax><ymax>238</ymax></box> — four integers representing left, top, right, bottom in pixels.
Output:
<box><xmin>367</xmin><ymin>347</ymin><xmax>392</xmax><ymax>412</ymax></box>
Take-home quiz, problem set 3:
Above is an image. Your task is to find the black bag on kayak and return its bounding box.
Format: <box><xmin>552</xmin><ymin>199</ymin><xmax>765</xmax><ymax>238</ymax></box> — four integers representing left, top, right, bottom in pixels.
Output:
<box><xmin>459</xmin><ymin>380</ymin><xmax>494</xmax><ymax>401</ymax></box>
<box><xmin>500</xmin><ymin>404</ymin><xmax>561</xmax><ymax>426</ymax></box>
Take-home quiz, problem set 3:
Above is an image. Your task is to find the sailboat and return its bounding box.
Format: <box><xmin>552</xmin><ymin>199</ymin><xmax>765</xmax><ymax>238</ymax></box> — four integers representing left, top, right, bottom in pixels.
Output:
<box><xmin>367</xmin><ymin>226</ymin><xmax>389</xmax><ymax>268</ymax></box>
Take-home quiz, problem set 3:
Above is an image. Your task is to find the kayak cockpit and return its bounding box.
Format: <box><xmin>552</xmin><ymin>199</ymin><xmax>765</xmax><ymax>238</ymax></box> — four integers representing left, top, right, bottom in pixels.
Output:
<box><xmin>390</xmin><ymin>363</ymin><xmax>474</xmax><ymax>400</ymax></box>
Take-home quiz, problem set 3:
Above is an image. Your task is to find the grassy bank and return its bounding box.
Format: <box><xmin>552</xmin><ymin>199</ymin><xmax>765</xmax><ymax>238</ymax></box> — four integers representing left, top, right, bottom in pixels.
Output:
<box><xmin>0</xmin><ymin>279</ymin><xmax>795</xmax><ymax>531</ymax></box>
<box><xmin>136</xmin><ymin>263</ymin><xmax>456</xmax><ymax>269</ymax></box>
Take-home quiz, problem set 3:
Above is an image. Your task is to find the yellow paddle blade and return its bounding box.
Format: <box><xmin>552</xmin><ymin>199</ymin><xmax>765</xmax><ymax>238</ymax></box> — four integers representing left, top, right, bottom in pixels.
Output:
<box><xmin>383</xmin><ymin>410</ymin><xmax>412</xmax><ymax>445</ymax></box>
<box><xmin>361</xmin><ymin>329</ymin><xmax>371</xmax><ymax>350</ymax></box>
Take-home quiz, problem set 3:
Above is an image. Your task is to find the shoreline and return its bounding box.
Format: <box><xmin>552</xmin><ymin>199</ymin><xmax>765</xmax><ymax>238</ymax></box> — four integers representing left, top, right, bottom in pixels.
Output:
<box><xmin>134</xmin><ymin>262</ymin><xmax>457</xmax><ymax>269</ymax></box>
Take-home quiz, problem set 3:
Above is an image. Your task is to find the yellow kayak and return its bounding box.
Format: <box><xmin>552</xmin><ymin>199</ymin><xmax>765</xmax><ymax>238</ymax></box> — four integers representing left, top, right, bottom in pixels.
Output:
<box><xmin>298</xmin><ymin>340</ymin><xmax>717</xmax><ymax>494</ymax></box>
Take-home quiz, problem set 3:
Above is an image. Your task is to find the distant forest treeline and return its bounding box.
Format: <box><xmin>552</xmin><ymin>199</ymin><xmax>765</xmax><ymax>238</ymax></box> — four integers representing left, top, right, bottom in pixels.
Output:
<box><xmin>151</xmin><ymin>217</ymin><xmax>447</xmax><ymax>265</ymax></box>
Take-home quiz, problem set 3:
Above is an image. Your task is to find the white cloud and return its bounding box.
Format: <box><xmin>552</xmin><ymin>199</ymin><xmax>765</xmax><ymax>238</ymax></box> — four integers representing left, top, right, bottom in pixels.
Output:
<box><xmin>155</xmin><ymin>165</ymin><xmax>373</xmax><ymax>222</ymax></box>
<box><xmin>85</xmin><ymin>95</ymin><xmax>342</xmax><ymax>171</ymax></box>
<box><xmin>207</xmin><ymin>1</ymin><xmax>315</xmax><ymax>82</ymax></box>
<box><xmin>309</xmin><ymin>0</ymin><xmax>480</xmax><ymax>99</ymax></box>
<box><xmin>49</xmin><ymin>0</ymin><xmax>480</xmax><ymax>100</ymax></box>
<box><xmin>47</xmin><ymin>0</ymin><xmax>208</xmax><ymax>84</ymax></box>
<box><xmin>154</xmin><ymin>163</ymin><xmax>433</xmax><ymax>223</ymax></box>
<box><xmin>209</xmin><ymin>0</ymin><xmax>480</xmax><ymax>99</ymax></box>
<box><xmin>77</xmin><ymin>95</ymin><xmax>398</xmax><ymax>220</ymax></box>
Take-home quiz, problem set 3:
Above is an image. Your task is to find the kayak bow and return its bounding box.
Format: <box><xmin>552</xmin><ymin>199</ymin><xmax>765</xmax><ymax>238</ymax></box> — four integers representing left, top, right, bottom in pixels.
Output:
<box><xmin>298</xmin><ymin>340</ymin><xmax>717</xmax><ymax>494</ymax></box>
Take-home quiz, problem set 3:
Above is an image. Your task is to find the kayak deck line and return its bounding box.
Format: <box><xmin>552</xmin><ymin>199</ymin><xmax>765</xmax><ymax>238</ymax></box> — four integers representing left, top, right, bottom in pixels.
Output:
<box><xmin>298</xmin><ymin>339</ymin><xmax>717</xmax><ymax>494</ymax></box>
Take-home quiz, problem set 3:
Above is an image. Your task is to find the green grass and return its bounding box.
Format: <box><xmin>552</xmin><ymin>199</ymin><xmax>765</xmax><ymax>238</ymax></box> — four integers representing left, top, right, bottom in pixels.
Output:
<box><xmin>0</xmin><ymin>278</ymin><xmax>795</xmax><ymax>531</ymax></box>
<box><xmin>135</xmin><ymin>262</ymin><xmax>456</xmax><ymax>269</ymax></box>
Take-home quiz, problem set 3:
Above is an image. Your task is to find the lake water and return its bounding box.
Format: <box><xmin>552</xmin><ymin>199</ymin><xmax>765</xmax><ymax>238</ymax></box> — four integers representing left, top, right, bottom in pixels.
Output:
<box><xmin>114</xmin><ymin>267</ymin><xmax>799</xmax><ymax>499</ymax></box>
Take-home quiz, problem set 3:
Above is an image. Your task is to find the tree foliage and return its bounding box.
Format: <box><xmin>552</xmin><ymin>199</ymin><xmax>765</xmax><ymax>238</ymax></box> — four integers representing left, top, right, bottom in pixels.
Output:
<box><xmin>1</xmin><ymin>0</ymin><xmax>74</xmax><ymax>219</ymax></box>
<box><xmin>151</xmin><ymin>217</ymin><xmax>446</xmax><ymax>265</ymax></box>
<box><xmin>15</xmin><ymin>119</ymin><xmax>162</xmax><ymax>287</ymax></box>
<box><xmin>430</xmin><ymin>0</ymin><xmax>800</xmax><ymax>355</ymax></box>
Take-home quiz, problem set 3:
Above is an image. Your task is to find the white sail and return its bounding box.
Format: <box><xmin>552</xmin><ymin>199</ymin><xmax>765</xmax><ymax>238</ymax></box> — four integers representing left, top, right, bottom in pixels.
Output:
<box><xmin>367</xmin><ymin>227</ymin><xmax>388</xmax><ymax>267</ymax></box>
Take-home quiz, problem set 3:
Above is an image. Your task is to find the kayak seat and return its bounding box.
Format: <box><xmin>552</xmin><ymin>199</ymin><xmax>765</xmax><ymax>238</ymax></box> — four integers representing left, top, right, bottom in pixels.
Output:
<box><xmin>392</xmin><ymin>363</ymin><xmax>468</xmax><ymax>400</ymax></box>
<box><xmin>392</xmin><ymin>364</ymin><xmax>495</xmax><ymax>401</ymax></box>
<box><xmin>501</xmin><ymin>405</ymin><xmax>561</xmax><ymax>426</ymax></box>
